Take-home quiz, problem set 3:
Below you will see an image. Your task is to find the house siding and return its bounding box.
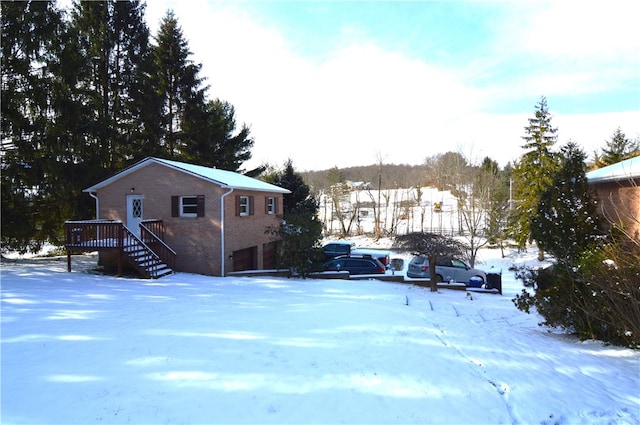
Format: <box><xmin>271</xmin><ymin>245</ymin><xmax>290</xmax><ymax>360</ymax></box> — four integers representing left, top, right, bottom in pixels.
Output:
<box><xmin>94</xmin><ymin>162</ymin><xmax>283</xmax><ymax>276</ymax></box>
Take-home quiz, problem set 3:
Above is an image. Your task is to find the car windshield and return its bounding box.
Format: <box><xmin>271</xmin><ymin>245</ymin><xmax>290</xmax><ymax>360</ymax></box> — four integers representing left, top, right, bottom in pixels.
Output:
<box><xmin>410</xmin><ymin>256</ymin><xmax>427</xmax><ymax>264</ymax></box>
<box><xmin>451</xmin><ymin>259</ymin><xmax>468</xmax><ymax>269</ymax></box>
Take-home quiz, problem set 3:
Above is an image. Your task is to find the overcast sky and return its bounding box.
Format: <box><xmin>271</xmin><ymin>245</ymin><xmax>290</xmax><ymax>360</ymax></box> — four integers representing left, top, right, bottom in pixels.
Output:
<box><xmin>141</xmin><ymin>0</ymin><xmax>639</xmax><ymax>171</ymax></box>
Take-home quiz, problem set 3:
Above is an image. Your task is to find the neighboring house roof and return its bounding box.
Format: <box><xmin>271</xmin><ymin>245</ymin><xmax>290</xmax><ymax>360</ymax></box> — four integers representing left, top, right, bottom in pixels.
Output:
<box><xmin>345</xmin><ymin>180</ymin><xmax>372</xmax><ymax>190</ymax></box>
<box><xmin>586</xmin><ymin>156</ymin><xmax>640</xmax><ymax>184</ymax></box>
<box><xmin>84</xmin><ymin>157</ymin><xmax>291</xmax><ymax>193</ymax></box>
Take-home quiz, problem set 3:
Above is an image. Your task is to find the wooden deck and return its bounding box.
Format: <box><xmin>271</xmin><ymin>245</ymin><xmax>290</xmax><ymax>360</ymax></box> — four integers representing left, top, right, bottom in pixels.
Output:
<box><xmin>64</xmin><ymin>220</ymin><xmax>176</xmax><ymax>278</ymax></box>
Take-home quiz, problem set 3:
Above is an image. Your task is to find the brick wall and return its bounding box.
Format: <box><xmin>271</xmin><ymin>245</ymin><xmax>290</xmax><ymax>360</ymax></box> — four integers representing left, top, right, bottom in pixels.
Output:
<box><xmin>94</xmin><ymin>162</ymin><xmax>284</xmax><ymax>276</ymax></box>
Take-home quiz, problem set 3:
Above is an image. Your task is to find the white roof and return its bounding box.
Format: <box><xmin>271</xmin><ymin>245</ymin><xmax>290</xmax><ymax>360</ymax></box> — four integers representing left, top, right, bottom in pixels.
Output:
<box><xmin>586</xmin><ymin>156</ymin><xmax>640</xmax><ymax>183</ymax></box>
<box><xmin>84</xmin><ymin>157</ymin><xmax>290</xmax><ymax>193</ymax></box>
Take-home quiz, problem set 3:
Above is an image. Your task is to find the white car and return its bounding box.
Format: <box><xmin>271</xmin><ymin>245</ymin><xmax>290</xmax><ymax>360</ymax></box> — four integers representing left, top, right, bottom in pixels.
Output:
<box><xmin>406</xmin><ymin>256</ymin><xmax>486</xmax><ymax>283</ymax></box>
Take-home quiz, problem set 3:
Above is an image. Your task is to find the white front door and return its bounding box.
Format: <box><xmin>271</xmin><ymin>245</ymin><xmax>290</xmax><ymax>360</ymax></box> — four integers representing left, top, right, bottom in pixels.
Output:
<box><xmin>126</xmin><ymin>194</ymin><xmax>143</xmax><ymax>237</ymax></box>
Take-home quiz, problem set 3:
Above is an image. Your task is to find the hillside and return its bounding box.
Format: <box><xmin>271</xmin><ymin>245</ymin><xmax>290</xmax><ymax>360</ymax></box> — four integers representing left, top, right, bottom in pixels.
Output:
<box><xmin>301</xmin><ymin>163</ymin><xmax>432</xmax><ymax>193</ymax></box>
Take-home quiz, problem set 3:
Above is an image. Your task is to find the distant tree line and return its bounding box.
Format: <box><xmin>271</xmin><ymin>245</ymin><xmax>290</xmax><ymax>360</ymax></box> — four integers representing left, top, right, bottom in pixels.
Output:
<box><xmin>1</xmin><ymin>1</ymin><xmax>254</xmax><ymax>253</ymax></box>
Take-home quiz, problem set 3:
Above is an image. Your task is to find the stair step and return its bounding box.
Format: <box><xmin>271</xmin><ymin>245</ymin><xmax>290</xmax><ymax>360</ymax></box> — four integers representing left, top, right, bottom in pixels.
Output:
<box><xmin>153</xmin><ymin>269</ymin><xmax>174</xmax><ymax>279</ymax></box>
<box><xmin>122</xmin><ymin>231</ymin><xmax>173</xmax><ymax>279</ymax></box>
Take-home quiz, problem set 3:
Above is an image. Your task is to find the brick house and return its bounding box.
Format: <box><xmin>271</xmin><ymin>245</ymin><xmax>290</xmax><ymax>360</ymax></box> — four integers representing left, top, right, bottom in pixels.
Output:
<box><xmin>65</xmin><ymin>157</ymin><xmax>290</xmax><ymax>277</ymax></box>
<box><xmin>586</xmin><ymin>156</ymin><xmax>640</xmax><ymax>242</ymax></box>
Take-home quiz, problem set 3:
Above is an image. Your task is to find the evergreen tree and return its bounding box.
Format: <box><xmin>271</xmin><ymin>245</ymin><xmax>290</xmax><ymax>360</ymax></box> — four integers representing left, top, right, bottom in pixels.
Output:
<box><xmin>514</xmin><ymin>144</ymin><xmax>636</xmax><ymax>347</ymax></box>
<box><xmin>152</xmin><ymin>10</ymin><xmax>206</xmax><ymax>159</ymax></box>
<box><xmin>483</xmin><ymin>158</ymin><xmax>511</xmax><ymax>243</ymax></box>
<box><xmin>531</xmin><ymin>141</ymin><xmax>601</xmax><ymax>264</ymax></box>
<box><xmin>2</xmin><ymin>2</ymin><xmax>256</xmax><ymax>253</ymax></box>
<box><xmin>265</xmin><ymin>160</ymin><xmax>323</xmax><ymax>277</ymax></box>
<box><xmin>509</xmin><ymin>96</ymin><xmax>561</xmax><ymax>251</ymax></box>
<box><xmin>593</xmin><ymin>127</ymin><xmax>639</xmax><ymax>168</ymax></box>
<box><xmin>70</xmin><ymin>0</ymin><xmax>156</xmax><ymax>172</ymax></box>
<box><xmin>182</xmin><ymin>99</ymin><xmax>254</xmax><ymax>171</ymax></box>
<box><xmin>1</xmin><ymin>0</ymin><xmax>68</xmax><ymax>252</ymax></box>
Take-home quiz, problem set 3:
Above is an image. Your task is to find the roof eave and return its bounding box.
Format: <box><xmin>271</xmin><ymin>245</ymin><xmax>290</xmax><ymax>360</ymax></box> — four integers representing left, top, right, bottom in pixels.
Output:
<box><xmin>83</xmin><ymin>157</ymin><xmax>291</xmax><ymax>193</ymax></box>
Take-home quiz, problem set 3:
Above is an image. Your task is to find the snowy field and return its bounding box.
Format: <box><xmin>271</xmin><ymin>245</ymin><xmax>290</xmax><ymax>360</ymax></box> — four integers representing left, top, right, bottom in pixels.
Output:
<box><xmin>1</xmin><ymin>244</ymin><xmax>639</xmax><ymax>424</ymax></box>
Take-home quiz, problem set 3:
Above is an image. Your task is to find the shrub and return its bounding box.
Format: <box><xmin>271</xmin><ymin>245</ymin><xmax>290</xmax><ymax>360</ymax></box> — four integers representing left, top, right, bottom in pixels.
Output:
<box><xmin>513</xmin><ymin>237</ymin><xmax>640</xmax><ymax>348</ymax></box>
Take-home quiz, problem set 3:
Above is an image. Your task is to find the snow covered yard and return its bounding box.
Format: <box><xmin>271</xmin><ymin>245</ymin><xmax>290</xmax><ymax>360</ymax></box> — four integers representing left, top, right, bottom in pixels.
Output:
<box><xmin>1</xmin><ymin>249</ymin><xmax>639</xmax><ymax>424</ymax></box>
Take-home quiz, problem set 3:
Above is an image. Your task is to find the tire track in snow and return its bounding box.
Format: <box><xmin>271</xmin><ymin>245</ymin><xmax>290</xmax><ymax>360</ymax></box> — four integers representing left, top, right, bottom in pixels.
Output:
<box><xmin>425</xmin><ymin>314</ymin><xmax>522</xmax><ymax>425</ymax></box>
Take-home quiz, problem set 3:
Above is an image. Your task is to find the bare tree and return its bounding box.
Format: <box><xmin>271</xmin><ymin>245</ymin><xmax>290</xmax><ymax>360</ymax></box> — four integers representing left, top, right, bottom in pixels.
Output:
<box><xmin>395</xmin><ymin>232</ymin><xmax>468</xmax><ymax>292</ymax></box>
<box><xmin>329</xmin><ymin>182</ymin><xmax>360</xmax><ymax>237</ymax></box>
<box><xmin>425</xmin><ymin>152</ymin><xmax>468</xmax><ymax>191</ymax></box>
<box><xmin>374</xmin><ymin>152</ymin><xmax>386</xmax><ymax>239</ymax></box>
<box><xmin>456</xmin><ymin>158</ymin><xmax>503</xmax><ymax>266</ymax></box>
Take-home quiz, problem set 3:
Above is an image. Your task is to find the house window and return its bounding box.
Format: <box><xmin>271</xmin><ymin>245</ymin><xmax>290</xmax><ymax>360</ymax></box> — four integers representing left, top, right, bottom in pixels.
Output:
<box><xmin>266</xmin><ymin>197</ymin><xmax>276</xmax><ymax>214</ymax></box>
<box><xmin>239</xmin><ymin>196</ymin><xmax>250</xmax><ymax>216</ymax></box>
<box><xmin>236</xmin><ymin>195</ymin><xmax>254</xmax><ymax>216</ymax></box>
<box><xmin>172</xmin><ymin>195</ymin><xmax>205</xmax><ymax>217</ymax></box>
<box><xmin>181</xmin><ymin>196</ymin><xmax>198</xmax><ymax>217</ymax></box>
<box><xmin>131</xmin><ymin>198</ymin><xmax>143</xmax><ymax>218</ymax></box>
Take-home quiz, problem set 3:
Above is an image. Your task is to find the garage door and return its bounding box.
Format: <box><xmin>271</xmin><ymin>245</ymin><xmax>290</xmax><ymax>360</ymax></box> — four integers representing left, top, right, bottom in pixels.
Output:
<box><xmin>263</xmin><ymin>241</ymin><xmax>278</xmax><ymax>270</ymax></box>
<box><xmin>233</xmin><ymin>246</ymin><xmax>257</xmax><ymax>271</ymax></box>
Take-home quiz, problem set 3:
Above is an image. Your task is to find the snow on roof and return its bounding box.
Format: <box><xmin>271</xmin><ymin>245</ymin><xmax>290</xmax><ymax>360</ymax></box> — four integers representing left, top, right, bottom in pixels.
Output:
<box><xmin>586</xmin><ymin>156</ymin><xmax>640</xmax><ymax>184</ymax></box>
<box><xmin>84</xmin><ymin>157</ymin><xmax>290</xmax><ymax>193</ymax></box>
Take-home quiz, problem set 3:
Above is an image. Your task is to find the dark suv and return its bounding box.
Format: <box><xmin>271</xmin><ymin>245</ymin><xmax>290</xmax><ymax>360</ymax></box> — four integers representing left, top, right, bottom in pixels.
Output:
<box><xmin>322</xmin><ymin>254</ymin><xmax>386</xmax><ymax>275</ymax></box>
<box><xmin>322</xmin><ymin>241</ymin><xmax>354</xmax><ymax>261</ymax></box>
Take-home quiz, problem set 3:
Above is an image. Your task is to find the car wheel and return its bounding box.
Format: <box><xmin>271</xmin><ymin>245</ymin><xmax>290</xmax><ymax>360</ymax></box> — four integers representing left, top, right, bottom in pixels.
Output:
<box><xmin>435</xmin><ymin>274</ymin><xmax>443</xmax><ymax>283</ymax></box>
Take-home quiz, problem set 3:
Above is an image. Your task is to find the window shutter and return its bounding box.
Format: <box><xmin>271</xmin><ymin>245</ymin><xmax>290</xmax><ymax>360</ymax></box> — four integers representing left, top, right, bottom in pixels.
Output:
<box><xmin>275</xmin><ymin>197</ymin><xmax>279</xmax><ymax>214</ymax></box>
<box><xmin>235</xmin><ymin>195</ymin><xmax>240</xmax><ymax>216</ymax></box>
<box><xmin>249</xmin><ymin>196</ymin><xmax>254</xmax><ymax>215</ymax></box>
<box><xmin>197</xmin><ymin>195</ymin><xmax>205</xmax><ymax>217</ymax></box>
<box><xmin>265</xmin><ymin>197</ymin><xmax>269</xmax><ymax>214</ymax></box>
<box><xmin>171</xmin><ymin>196</ymin><xmax>179</xmax><ymax>217</ymax></box>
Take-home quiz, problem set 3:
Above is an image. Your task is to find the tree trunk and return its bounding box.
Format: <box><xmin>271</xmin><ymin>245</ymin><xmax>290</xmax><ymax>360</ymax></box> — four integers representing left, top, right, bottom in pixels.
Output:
<box><xmin>429</xmin><ymin>257</ymin><xmax>439</xmax><ymax>292</ymax></box>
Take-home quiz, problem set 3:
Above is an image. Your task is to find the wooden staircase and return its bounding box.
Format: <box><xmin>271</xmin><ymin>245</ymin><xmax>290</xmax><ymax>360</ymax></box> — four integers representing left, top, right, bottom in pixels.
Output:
<box><xmin>122</xmin><ymin>226</ymin><xmax>174</xmax><ymax>279</ymax></box>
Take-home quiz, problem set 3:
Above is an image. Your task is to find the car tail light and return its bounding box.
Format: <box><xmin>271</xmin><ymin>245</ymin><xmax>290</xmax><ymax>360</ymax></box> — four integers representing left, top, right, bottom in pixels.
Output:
<box><xmin>377</xmin><ymin>266</ymin><xmax>385</xmax><ymax>273</ymax></box>
<box><xmin>421</xmin><ymin>265</ymin><xmax>429</xmax><ymax>272</ymax></box>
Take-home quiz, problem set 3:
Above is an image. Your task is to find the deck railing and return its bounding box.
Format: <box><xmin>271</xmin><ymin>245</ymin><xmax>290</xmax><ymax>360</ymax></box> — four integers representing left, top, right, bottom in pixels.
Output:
<box><xmin>140</xmin><ymin>221</ymin><xmax>176</xmax><ymax>271</ymax></box>
<box><xmin>65</xmin><ymin>220</ymin><xmax>125</xmax><ymax>248</ymax></box>
<box><xmin>141</xmin><ymin>219</ymin><xmax>165</xmax><ymax>240</ymax></box>
<box><xmin>65</xmin><ymin>219</ymin><xmax>176</xmax><ymax>276</ymax></box>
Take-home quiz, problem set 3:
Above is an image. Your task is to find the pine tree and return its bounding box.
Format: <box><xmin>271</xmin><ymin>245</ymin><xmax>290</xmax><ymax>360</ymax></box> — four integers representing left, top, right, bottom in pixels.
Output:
<box><xmin>593</xmin><ymin>127</ymin><xmax>639</xmax><ymax>168</ymax></box>
<box><xmin>1</xmin><ymin>0</ymin><xmax>68</xmax><ymax>252</ymax></box>
<box><xmin>152</xmin><ymin>10</ymin><xmax>206</xmax><ymax>159</ymax></box>
<box><xmin>531</xmin><ymin>141</ymin><xmax>601</xmax><ymax>264</ymax></box>
<box><xmin>182</xmin><ymin>99</ymin><xmax>254</xmax><ymax>171</ymax></box>
<box><xmin>264</xmin><ymin>160</ymin><xmax>323</xmax><ymax>277</ymax></box>
<box><xmin>483</xmin><ymin>158</ymin><xmax>511</xmax><ymax>245</ymax></box>
<box><xmin>509</xmin><ymin>97</ymin><xmax>561</xmax><ymax>251</ymax></box>
<box><xmin>70</xmin><ymin>0</ymin><xmax>155</xmax><ymax>172</ymax></box>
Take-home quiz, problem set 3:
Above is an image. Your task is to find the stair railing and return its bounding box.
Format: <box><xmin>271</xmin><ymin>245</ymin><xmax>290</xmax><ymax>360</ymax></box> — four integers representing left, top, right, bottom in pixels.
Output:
<box><xmin>121</xmin><ymin>226</ymin><xmax>166</xmax><ymax>278</ymax></box>
<box><xmin>140</xmin><ymin>222</ymin><xmax>177</xmax><ymax>271</ymax></box>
